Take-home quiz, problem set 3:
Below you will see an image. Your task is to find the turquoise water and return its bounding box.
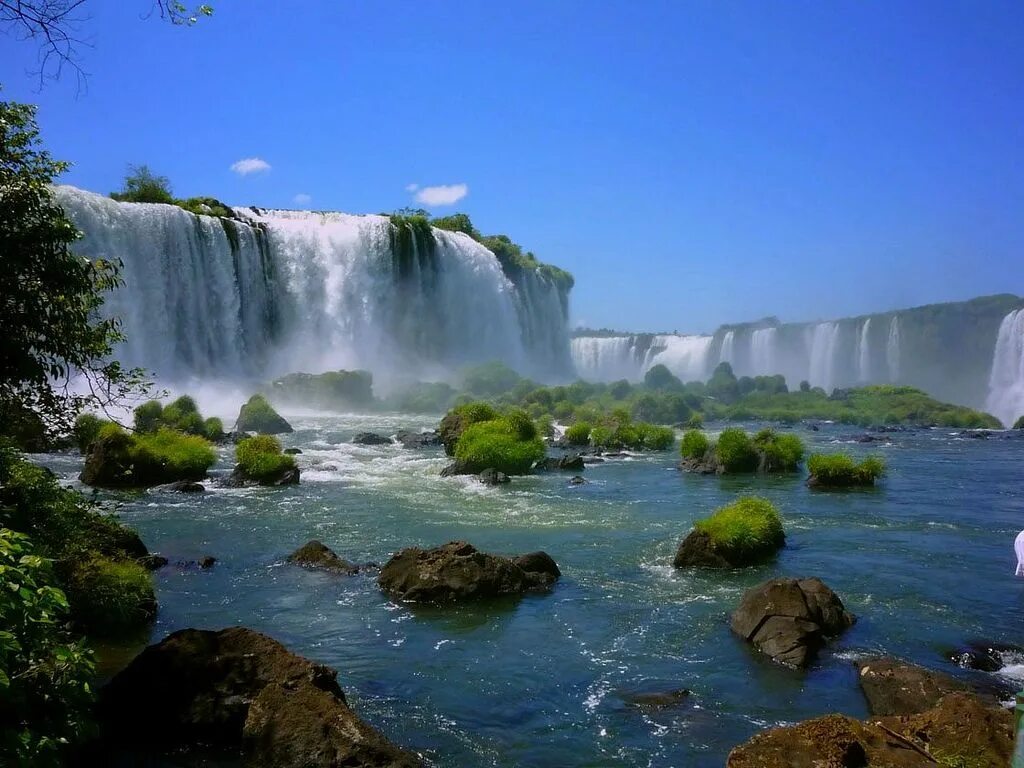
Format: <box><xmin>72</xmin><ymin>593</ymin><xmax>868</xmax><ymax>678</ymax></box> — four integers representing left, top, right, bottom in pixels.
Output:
<box><xmin>42</xmin><ymin>417</ymin><xmax>1024</xmax><ymax>767</ymax></box>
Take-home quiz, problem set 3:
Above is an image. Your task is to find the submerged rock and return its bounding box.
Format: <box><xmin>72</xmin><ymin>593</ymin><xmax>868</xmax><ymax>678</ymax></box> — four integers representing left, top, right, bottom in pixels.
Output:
<box><xmin>730</xmin><ymin>578</ymin><xmax>855</xmax><ymax>667</ymax></box>
<box><xmin>946</xmin><ymin>640</ymin><xmax>1024</xmax><ymax>673</ymax></box>
<box><xmin>199</xmin><ymin>555</ymin><xmax>217</xmax><ymax>569</ymax></box>
<box><xmin>352</xmin><ymin>432</ymin><xmax>393</xmax><ymax>446</ymax></box>
<box><xmin>857</xmin><ymin>657</ymin><xmax>968</xmax><ymax>716</ymax></box>
<box><xmin>224</xmin><ymin>464</ymin><xmax>300</xmax><ymax>488</ymax></box>
<box><xmin>569</xmin><ymin>475</ymin><xmax>586</xmax><ymax>485</ymax></box>
<box><xmin>283</xmin><ymin>447</ymin><xmax>302</xmax><ymax>455</ymax></box>
<box><xmin>620</xmin><ymin>688</ymin><xmax>691</xmax><ymax>712</ymax></box>
<box><xmin>439</xmin><ymin>460</ymin><xmax>474</xmax><ymax>477</ymax></box>
<box><xmin>140</xmin><ymin>554</ymin><xmax>169</xmax><ymax>570</ymax></box>
<box><xmin>161</xmin><ymin>480</ymin><xmax>206</xmax><ymax>493</ymax></box>
<box><xmin>478</xmin><ymin>467</ymin><xmax>511</xmax><ymax>485</ymax></box>
<box><xmin>378</xmin><ymin>541</ymin><xmax>560</xmax><ymax>604</ymax></box>
<box><xmin>396</xmin><ymin>430</ymin><xmax>442</xmax><ymax>449</ymax></box>
<box><xmin>534</xmin><ymin>454</ymin><xmax>586</xmax><ymax>472</ymax></box>
<box><xmin>287</xmin><ymin>540</ymin><xmax>359</xmax><ymax>574</ymax></box>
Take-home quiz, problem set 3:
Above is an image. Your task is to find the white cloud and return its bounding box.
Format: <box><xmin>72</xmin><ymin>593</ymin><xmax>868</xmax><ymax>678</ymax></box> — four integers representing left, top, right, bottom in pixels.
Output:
<box><xmin>293</xmin><ymin>193</ymin><xmax>312</xmax><ymax>206</ymax></box>
<box><xmin>230</xmin><ymin>157</ymin><xmax>271</xmax><ymax>176</ymax></box>
<box><xmin>405</xmin><ymin>183</ymin><xmax>419</xmax><ymax>192</ymax></box>
<box><xmin>414</xmin><ymin>183</ymin><xmax>468</xmax><ymax>207</ymax></box>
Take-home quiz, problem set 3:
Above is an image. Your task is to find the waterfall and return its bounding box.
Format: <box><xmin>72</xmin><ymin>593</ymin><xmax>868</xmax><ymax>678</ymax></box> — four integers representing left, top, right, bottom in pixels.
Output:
<box><xmin>856</xmin><ymin>318</ymin><xmax>871</xmax><ymax>382</ymax></box>
<box><xmin>57</xmin><ymin>186</ymin><xmax>573</xmax><ymax>384</ymax></box>
<box><xmin>645</xmin><ymin>335</ymin><xmax>713</xmax><ymax>382</ymax></box>
<box><xmin>750</xmin><ymin>328</ymin><xmax>778</xmax><ymax>375</ymax></box>
<box><xmin>719</xmin><ymin>331</ymin><xmax>736</xmax><ymax>364</ymax></box>
<box><xmin>570</xmin><ymin>336</ymin><xmax>648</xmax><ymax>382</ymax></box>
<box><xmin>886</xmin><ymin>315</ymin><xmax>901</xmax><ymax>382</ymax></box>
<box><xmin>985</xmin><ymin>309</ymin><xmax>1024</xmax><ymax>427</ymax></box>
<box><xmin>808</xmin><ymin>322</ymin><xmax>840</xmax><ymax>392</ymax></box>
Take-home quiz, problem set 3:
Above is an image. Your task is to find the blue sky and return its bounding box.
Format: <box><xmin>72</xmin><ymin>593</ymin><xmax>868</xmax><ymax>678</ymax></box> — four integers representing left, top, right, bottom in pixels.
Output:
<box><xmin>3</xmin><ymin>0</ymin><xmax>1022</xmax><ymax>332</ymax></box>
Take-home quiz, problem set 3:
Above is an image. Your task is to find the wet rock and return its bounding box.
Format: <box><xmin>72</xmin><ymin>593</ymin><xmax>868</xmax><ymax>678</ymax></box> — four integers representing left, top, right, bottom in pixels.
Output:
<box><xmin>946</xmin><ymin>640</ymin><xmax>1024</xmax><ymax>673</ymax></box>
<box><xmin>478</xmin><ymin>468</ymin><xmax>510</xmax><ymax>485</ymax></box>
<box><xmin>161</xmin><ymin>480</ymin><xmax>206</xmax><ymax>493</ymax></box>
<box><xmin>352</xmin><ymin>432</ymin><xmax>392</xmax><ymax>446</ymax></box>
<box><xmin>855</xmin><ymin>434</ymin><xmax>876</xmax><ymax>443</ymax></box>
<box><xmin>378</xmin><ymin>541</ymin><xmax>560</xmax><ymax>604</ymax></box>
<box><xmin>678</xmin><ymin>456</ymin><xmax>720</xmax><ymax>475</ymax></box>
<box><xmin>242</xmin><ymin>680</ymin><xmax>420</xmax><ymax>768</ymax></box>
<box><xmin>857</xmin><ymin>657</ymin><xmax>967</xmax><ymax>716</ymax></box>
<box><xmin>569</xmin><ymin>475</ymin><xmax>586</xmax><ymax>485</ymax></box>
<box><xmin>673</xmin><ymin>530</ymin><xmax>734</xmax><ymax>568</ymax></box>
<box><xmin>620</xmin><ymin>688</ymin><xmax>691</xmax><ymax>712</ymax></box>
<box><xmin>440</xmin><ymin>460</ymin><xmax>474</xmax><ymax>477</ymax></box>
<box><xmin>959</xmin><ymin>429</ymin><xmax>990</xmax><ymax>439</ymax></box>
<box><xmin>140</xmin><ymin>554</ymin><xmax>169</xmax><ymax>570</ymax></box>
<box><xmin>283</xmin><ymin>447</ymin><xmax>302</xmax><ymax>455</ymax></box>
<box><xmin>199</xmin><ymin>556</ymin><xmax>217</xmax><ymax>569</ymax></box>
<box><xmin>287</xmin><ymin>540</ymin><xmax>358</xmax><ymax>574</ymax></box>
<box><xmin>396</xmin><ymin>430</ymin><xmax>442</xmax><ymax>449</ymax></box>
<box><xmin>512</xmin><ymin>551</ymin><xmax>561</xmax><ymax>585</ymax></box>
<box><xmin>582</xmin><ymin>456</ymin><xmax>605</xmax><ymax>464</ymax></box>
<box><xmin>534</xmin><ymin>454</ymin><xmax>586</xmax><ymax>472</ymax></box>
<box><xmin>235</xmin><ymin>395</ymin><xmax>293</xmax><ymax>435</ymax></box>
<box><xmin>730</xmin><ymin>578</ymin><xmax>855</xmax><ymax>667</ymax></box>
<box><xmin>224</xmin><ymin>464</ymin><xmax>300</xmax><ymax>488</ymax></box>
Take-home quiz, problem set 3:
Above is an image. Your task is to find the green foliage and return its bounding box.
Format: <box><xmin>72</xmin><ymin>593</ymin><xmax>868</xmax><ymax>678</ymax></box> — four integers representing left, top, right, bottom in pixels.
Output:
<box><xmin>753</xmin><ymin>429</ymin><xmax>805</xmax><ymax>472</ymax></box>
<box><xmin>686</xmin><ymin>413</ymin><xmax>705</xmax><ymax>429</ymax></box>
<box><xmin>715</xmin><ymin>428</ymin><xmax>759</xmax><ymax>472</ymax></box>
<box><xmin>202</xmin><ymin>417</ymin><xmax>224</xmax><ymax>441</ymax></box>
<box><xmin>636</xmin><ymin>423</ymin><xmax>675</xmax><ymax>450</ymax></box>
<box><xmin>564</xmin><ymin>421</ymin><xmax>592</xmax><ymax>446</ymax></box>
<box><xmin>807</xmin><ymin>453</ymin><xmax>886</xmax><ymax>487</ymax></box>
<box><xmin>462</xmin><ymin>361</ymin><xmax>523</xmax><ymax>397</ymax></box>
<box><xmin>133</xmin><ymin>396</ymin><xmax>223</xmax><ymax>440</ymax></box>
<box><xmin>235</xmin><ymin>394</ymin><xmax>292</xmax><ymax>434</ymax></box>
<box><xmin>72</xmin><ymin>413</ymin><xmax>107</xmax><ymax>454</ymax></box>
<box><xmin>609</xmin><ymin>380</ymin><xmax>632</xmax><ymax>399</ymax></box>
<box><xmin>110</xmin><ymin>164</ymin><xmax>174</xmax><ymax>204</ymax></box>
<box><xmin>535</xmin><ymin>414</ymin><xmax>555</xmax><ymax>438</ymax></box>
<box><xmin>235</xmin><ymin>435</ymin><xmax>296</xmax><ymax>483</ymax></box>
<box><xmin>438</xmin><ymin>401</ymin><xmax>499</xmax><ymax>455</ymax></box>
<box><xmin>706</xmin><ymin>362</ymin><xmax>740</xmax><ymax>404</ymax></box>
<box><xmin>132</xmin><ymin>400</ymin><xmax>164</xmax><ymax>433</ymax></box>
<box><xmin>387</xmin><ymin>381</ymin><xmax>456</xmax><ymax>413</ymax></box>
<box><xmin>81</xmin><ymin>424</ymin><xmax>215</xmax><ymax>487</ymax></box>
<box><xmin>175</xmin><ymin>196</ymin><xmax>233</xmax><ymax>218</ymax></box>
<box><xmin>270</xmin><ymin>370</ymin><xmax>374</xmax><ymax>411</ymax></box>
<box><xmin>631</xmin><ymin>392</ymin><xmax>691</xmax><ymax>424</ymax></box>
<box><xmin>0</xmin><ymin>530</ymin><xmax>96</xmax><ymax>766</ymax></box>
<box><xmin>680</xmin><ymin>429</ymin><xmax>709</xmax><ymax>460</ymax></box>
<box><xmin>389</xmin><ymin>212</ymin><xmax>435</xmax><ymax>279</ymax></box>
<box><xmin>64</xmin><ymin>556</ymin><xmax>155</xmax><ymax>635</ymax></box>
<box><xmin>1</xmin><ymin>99</ymin><xmax>146</xmax><ymax>438</ymax></box>
<box><xmin>644</xmin><ymin>364</ymin><xmax>683</xmax><ymax>391</ymax></box>
<box><xmin>1013</xmin><ymin>415</ymin><xmax>1024</xmax><ymax>429</ymax></box>
<box><xmin>453</xmin><ymin>415</ymin><xmax>546</xmax><ymax>475</ymax></box>
<box><xmin>694</xmin><ymin>496</ymin><xmax>785</xmax><ymax>565</ymax></box>
<box><xmin>131</xmin><ymin>428</ymin><xmax>217</xmax><ymax>478</ymax></box>
<box><xmin>430</xmin><ymin>212</ymin><xmax>479</xmax><ymax>239</ymax></box>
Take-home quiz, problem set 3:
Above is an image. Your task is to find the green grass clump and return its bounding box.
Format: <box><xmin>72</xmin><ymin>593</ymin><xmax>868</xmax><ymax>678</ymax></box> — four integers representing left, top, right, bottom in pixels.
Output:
<box><xmin>715</xmin><ymin>428</ymin><xmax>759</xmax><ymax>472</ymax></box>
<box><xmin>133</xmin><ymin>428</ymin><xmax>217</xmax><ymax>478</ymax></box>
<box><xmin>64</xmin><ymin>555</ymin><xmax>156</xmax><ymax>635</ymax></box>
<box><xmin>680</xmin><ymin>429</ymin><xmax>709</xmax><ymax>460</ymax></box>
<box><xmin>564</xmin><ymin>421</ymin><xmax>592</xmax><ymax>445</ymax></box>
<box><xmin>1013</xmin><ymin>415</ymin><xmax>1024</xmax><ymax>429</ymax></box>
<box><xmin>454</xmin><ymin>413</ymin><xmax>546</xmax><ymax>475</ymax></box>
<box><xmin>807</xmin><ymin>453</ymin><xmax>885</xmax><ymax>487</ymax></box>
<box><xmin>636</xmin><ymin>423</ymin><xmax>675</xmax><ymax>450</ymax></box>
<box><xmin>80</xmin><ymin>424</ymin><xmax>216</xmax><ymax>488</ymax></box>
<box><xmin>438</xmin><ymin>401</ymin><xmax>499</xmax><ymax>455</ymax></box>
<box><xmin>134</xmin><ymin>396</ymin><xmax>224</xmax><ymax>440</ymax></box>
<box><xmin>236</xmin><ymin>435</ymin><xmax>296</xmax><ymax>483</ymax></box>
<box><xmin>133</xmin><ymin>399</ymin><xmax>164</xmax><ymax>433</ymax></box>
<box><xmin>235</xmin><ymin>394</ymin><xmax>292</xmax><ymax>434</ymax></box>
<box><xmin>694</xmin><ymin>496</ymin><xmax>785</xmax><ymax>565</ymax></box>
<box><xmin>72</xmin><ymin>412</ymin><xmax>108</xmax><ymax>453</ymax></box>
<box><xmin>753</xmin><ymin>428</ymin><xmax>805</xmax><ymax>472</ymax></box>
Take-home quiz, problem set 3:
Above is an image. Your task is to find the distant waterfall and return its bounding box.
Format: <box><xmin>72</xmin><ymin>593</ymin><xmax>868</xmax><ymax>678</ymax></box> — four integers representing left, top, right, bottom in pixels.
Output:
<box><xmin>985</xmin><ymin>309</ymin><xmax>1024</xmax><ymax>427</ymax></box>
<box><xmin>886</xmin><ymin>316</ymin><xmax>901</xmax><ymax>382</ymax></box>
<box><xmin>57</xmin><ymin>186</ymin><xmax>573</xmax><ymax>384</ymax></box>
<box><xmin>856</xmin><ymin>318</ymin><xmax>872</xmax><ymax>382</ymax></box>
<box><xmin>808</xmin><ymin>322</ymin><xmax>840</xmax><ymax>392</ymax></box>
<box><xmin>750</xmin><ymin>328</ymin><xmax>777</xmax><ymax>374</ymax></box>
<box><xmin>645</xmin><ymin>335</ymin><xmax>713</xmax><ymax>382</ymax></box>
<box><xmin>570</xmin><ymin>334</ymin><xmax>712</xmax><ymax>383</ymax></box>
<box><xmin>719</xmin><ymin>331</ymin><xmax>736</xmax><ymax>364</ymax></box>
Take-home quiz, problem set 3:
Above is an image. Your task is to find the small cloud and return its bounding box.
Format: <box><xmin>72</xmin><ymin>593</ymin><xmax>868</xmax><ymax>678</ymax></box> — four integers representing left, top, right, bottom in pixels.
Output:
<box><xmin>405</xmin><ymin>183</ymin><xmax>419</xmax><ymax>192</ymax></box>
<box><xmin>230</xmin><ymin>157</ymin><xmax>271</xmax><ymax>176</ymax></box>
<box><xmin>293</xmin><ymin>193</ymin><xmax>312</xmax><ymax>206</ymax></box>
<box><xmin>414</xmin><ymin>183</ymin><xmax>468</xmax><ymax>207</ymax></box>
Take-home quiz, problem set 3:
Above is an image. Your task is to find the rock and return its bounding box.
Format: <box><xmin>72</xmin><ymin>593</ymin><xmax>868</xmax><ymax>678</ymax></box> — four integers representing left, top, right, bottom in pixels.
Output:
<box><xmin>856</xmin><ymin>434</ymin><xmax>876</xmax><ymax>443</ymax></box>
<box><xmin>140</xmin><ymin>554</ymin><xmax>169</xmax><ymax>570</ymax></box>
<box><xmin>378</xmin><ymin>541</ymin><xmax>560</xmax><ymax>604</ymax></box>
<box><xmin>199</xmin><ymin>556</ymin><xmax>217</xmax><ymax>569</ymax></box>
<box><xmin>959</xmin><ymin>429</ymin><xmax>990</xmax><ymax>439</ymax></box>
<box><xmin>569</xmin><ymin>475</ymin><xmax>586</xmax><ymax>485</ymax></box>
<box><xmin>535</xmin><ymin>454</ymin><xmax>586</xmax><ymax>471</ymax></box>
<box><xmin>352</xmin><ymin>432</ymin><xmax>393</xmax><ymax>446</ymax></box>
<box><xmin>242</xmin><ymin>681</ymin><xmax>420</xmax><ymax>768</ymax></box>
<box><xmin>673</xmin><ymin>530</ymin><xmax>734</xmax><ymax>568</ymax></box>
<box><xmin>512</xmin><ymin>551</ymin><xmax>561</xmax><ymax>585</ymax></box>
<box><xmin>946</xmin><ymin>640</ymin><xmax>1024</xmax><ymax>673</ymax></box>
<box><xmin>97</xmin><ymin>627</ymin><xmax>345</xmax><ymax>747</ymax></box>
<box><xmin>283</xmin><ymin>447</ymin><xmax>302</xmax><ymax>455</ymax></box>
<box><xmin>678</xmin><ymin>456</ymin><xmax>720</xmax><ymax>475</ymax></box>
<box><xmin>287</xmin><ymin>540</ymin><xmax>358</xmax><ymax>574</ymax></box>
<box><xmin>235</xmin><ymin>395</ymin><xmax>293</xmax><ymax>435</ymax></box>
<box><xmin>81</xmin><ymin>430</ymin><xmax>209</xmax><ymax>489</ymax></box>
<box><xmin>478</xmin><ymin>468</ymin><xmax>511</xmax><ymax>485</ymax></box>
<box><xmin>396</xmin><ymin>430</ymin><xmax>442</xmax><ymax>449</ymax></box>
<box><xmin>225</xmin><ymin>464</ymin><xmax>301</xmax><ymax>488</ymax></box>
<box><xmin>730</xmin><ymin>578</ymin><xmax>855</xmax><ymax>667</ymax></box>
<box><xmin>440</xmin><ymin>460</ymin><xmax>474</xmax><ymax>477</ymax></box>
<box><xmin>857</xmin><ymin>657</ymin><xmax>968</xmax><ymax>716</ymax></box>
<box><xmin>620</xmin><ymin>688</ymin><xmax>691</xmax><ymax>712</ymax></box>
<box><xmin>582</xmin><ymin>455</ymin><xmax>605</xmax><ymax>464</ymax></box>
<box><xmin>162</xmin><ymin>480</ymin><xmax>206</xmax><ymax>493</ymax></box>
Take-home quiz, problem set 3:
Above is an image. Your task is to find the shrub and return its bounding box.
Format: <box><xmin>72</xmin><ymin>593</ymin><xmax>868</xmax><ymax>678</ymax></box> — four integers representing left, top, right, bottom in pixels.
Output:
<box><xmin>235</xmin><ymin>394</ymin><xmax>292</xmax><ymax>434</ymax></box>
<box><xmin>72</xmin><ymin>412</ymin><xmax>107</xmax><ymax>453</ymax></box>
<box><xmin>438</xmin><ymin>401</ymin><xmax>499</xmax><ymax>455</ymax></box>
<box><xmin>64</xmin><ymin>555</ymin><xmax>156</xmax><ymax>636</ymax></box>
<box><xmin>564</xmin><ymin>421</ymin><xmax>592</xmax><ymax>445</ymax></box>
<box><xmin>715</xmin><ymin>428</ymin><xmax>759</xmax><ymax>472</ymax></box>
<box><xmin>0</xmin><ymin>529</ymin><xmax>96</xmax><ymax>766</ymax></box>
<box><xmin>461</xmin><ymin>361</ymin><xmax>522</xmax><ymax>397</ymax></box>
<box><xmin>132</xmin><ymin>400</ymin><xmax>164</xmax><ymax>433</ymax></box>
<box><xmin>589</xmin><ymin>425</ymin><xmax>613</xmax><ymax>448</ymax></box>
<box><xmin>133</xmin><ymin>428</ymin><xmax>216</xmax><ymax>478</ymax></box>
<box><xmin>203</xmin><ymin>417</ymin><xmax>224</xmax><ymax>441</ymax></box>
<box><xmin>637</xmin><ymin>423</ymin><xmax>675</xmax><ymax>450</ymax></box>
<box><xmin>80</xmin><ymin>424</ymin><xmax>216</xmax><ymax>488</ymax></box>
<box><xmin>535</xmin><ymin>414</ymin><xmax>555</xmax><ymax>438</ymax></box>
<box><xmin>236</xmin><ymin>435</ymin><xmax>296</xmax><ymax>483</ymax></box>
<box><xmin>753</xmin><ymin>428</ymin><xmax>805</xmax><ymax>472</ymax></box>
<box><xmin>453</xmin><ymin>417</ymin><xmax>546</xmax><ymax>475</ymax></box>
<box><xmin>694</xmin><ymin>496</ymin><xmax>785</xmax><ymax>565</ymax></box>
<box><xmin>1013</xmin><ymin>415</ymin><xmax>1024</xmax><ymax>430</ymax></box>
<box><xmin>686</xmin><ymin>413</ymin><xmax>704</xmax><ymax>429</ymax></box>
<box><xmin>644</xmin><ymin>364</ymin><xmax>682</xmax><ymax>391</ymax></box>
<box><xmin>807</xmin><ymin>453</ymin><xmax>885</xmax><ymax>487</ymax></box>
<box><xmin>680</xmin><ymin>429</ymin><xmax>709</xmax><ymax>460</ymax></box>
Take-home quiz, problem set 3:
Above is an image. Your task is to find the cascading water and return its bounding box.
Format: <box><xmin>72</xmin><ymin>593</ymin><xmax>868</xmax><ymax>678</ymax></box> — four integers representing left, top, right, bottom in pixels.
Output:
<box><xmin>56</xmin><ymin>187</ymin><xmax>573</xmax><ymax>385</ymax></box>
<box><xmin>857</xmin><ymin>318</ymin><xmax>872</xmax><ymax>382</ymax></box>
<box><xmin>750</xmin><ymin>328</ymin><xmax>777</xmax><ymax>375</ymax></box>
<box><xmin>569</xmin><ymin>334</ymin><xmax>712</xmax><ymax>383</ymax></box>
<box><xmin>807</xmin><ymin>322</ymin><xmax>840</xmax><ymax>392</ymax></box>
<box><xmin>644</xmin><ymin>335</ymin><xmax>713</xmax><ymax>382</ymax></box>
<box><xmin>886</xmin><ymin>316</ymin><xmax>901</xmax><ymax>382</ymax></box>
<box><xmin>719</xmin><ymin>331</ymin><xmax>736</xmax><ymax>364</ymax></box>
<box><xmin>985</xmin><ymin>309</ymin><xmax>1024</xmax><ymax>427</ymax></box>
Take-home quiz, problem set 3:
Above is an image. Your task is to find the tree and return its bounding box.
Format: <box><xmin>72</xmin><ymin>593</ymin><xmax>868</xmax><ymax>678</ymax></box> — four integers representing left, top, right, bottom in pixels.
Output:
<box><xmin>0</xmin><ymin>1</ymin><xmax>214</xmax><ymax>86</ymax></box>
<box><xmin>0</xmin><ymin>99</ymin><xmax>146</xmax><ymax>439</ymax></box>
<box><xmin>109</xmin><ymin>164</ymin><xmax>173</xmax><ymax>204</ymax></box>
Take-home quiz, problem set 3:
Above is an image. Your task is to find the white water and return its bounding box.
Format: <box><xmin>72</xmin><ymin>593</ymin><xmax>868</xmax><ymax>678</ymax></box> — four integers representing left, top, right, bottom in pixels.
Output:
<box><xmin>807</xmin><ymin>322</ymin><xmax>840</xmax><ymax>393</ymax></box>
<box><xmin>750</xmin><ymin>328</ymin><xmax>777</xmax><ymax>375</ymax></box>
<box><xmin>645</xmin><ymin>335</ymin><xmax>713</xmax><ymax>382</ymax></box>
<box><xmin>719</xmin><ymin>331</ymin><xmax>736</xmax><ymax>365</ymax></box>
<box><xmin>985</xmin><ymin>309</ymin><xmax>1024</xmax><ymax>427</ymax></box>
<box><xmin>570</xmin><ymin>334</ymin><xmax>712</xmax><ymax>383</ymax></box>
<box><xmin>856</xmin><ymin>318</ymin><xmax>871</xmax><ymax>382</ymax></box>
<box><xmin>57</xmin><ymin>187</ymin><xmax>572</xmax><ymax>386</ymax></box>
<box><xmin>886</xmin><ymin>315</ymin><xmax>901</xmax><ymax>382</ymax></box>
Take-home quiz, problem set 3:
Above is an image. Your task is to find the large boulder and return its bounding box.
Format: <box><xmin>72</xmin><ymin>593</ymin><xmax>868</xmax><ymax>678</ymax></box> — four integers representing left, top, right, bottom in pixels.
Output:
<box><xmin>352</xmin><ymin>432</ymin><xmax>393</xmax><ymax>446</ymax></box>
<box><xmin>224</xmin><ymin>464</ymin><xmax>300</xmax><ymax>488</ymax></box>
<box><xmin>439</xmin><ymin>459</ymin><xmax>474</xmax><ymax>477</ymax></box>
<box><xmin>80</xmin><ymin>429</ymin><xmax>210</xmax><ymax>488</ymax></box>
<box><xmin>730</xmin><ymin>578</ymin><xmax>855</xmax><ymax>667</ymax></box>
<box><xmin>395</xmin><ymin>430</ymin><xmax>442</xmax><ymax>449</ymax></box>
<box><xmin>242</xmin><ymin>681</ymin><xmax>420</xmax><ymax>768</ymax></box>
<box><xmin>378</xmin><ymin>541</ymin><xmax>560</xmax><ymax>604</ymax></box>
<box><xmin>672</xmin><ymin>530</ymin><xmax>733</xmax><ymax>568</ymax></box>
<box><xmin>235</xmin><ymin>395</ymin><xmax>293</xmax><ymax>435</ymax></box>
<box><xmin>857</xmin><ymin>657</ymin><xmax>968</xmax><ymax>716</ymax></box>
<box><xmin>534</xmin><ymin>454</ymin><xmax>586</xmax><ymax>472</ymax></box>
<box><xmin>287</xmin><ymin>540</ymin><xmax>358</xmax><ymax>574</ymax></box>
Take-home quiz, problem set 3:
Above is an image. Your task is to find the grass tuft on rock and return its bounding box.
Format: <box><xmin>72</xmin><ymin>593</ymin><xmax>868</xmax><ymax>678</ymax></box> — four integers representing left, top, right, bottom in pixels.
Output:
<box><xmin>453</xmin><ymin>410</ymin><xmax>546</xmax><ymax>475</ymax></box>
<box><xmin>694</xmin><ymin>496</ymin><xmax>785</xmax><ymax>565</ymax></box>
<box><xmin>680</xmin><ymin>429</ymin><xmax>709</xmax><ymax>460</ymax></box>
<box><xmin>806</xmin><ymin>453</ymin><xmax>885</xmax><ymax>487</ymax></box>
<box><xmin>236</xmin><ymin>435</ymin><xmax>296</xmax><ymax>483</ymax></box>
<box><xmin>235</xmin><ymin>394</ymin><xmax>292</xmax><ymax>434</ymax></box>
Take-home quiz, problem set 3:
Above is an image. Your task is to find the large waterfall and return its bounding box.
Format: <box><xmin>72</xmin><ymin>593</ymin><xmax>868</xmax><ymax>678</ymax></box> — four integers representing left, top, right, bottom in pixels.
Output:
<box><xmin>57</xmin><ymin>187</ymin><xmax>573</xmax><ymax>386</ymax></box>
<box><xmin>986</xmin><ymin>309</ymin><xmax>1024</xmax><ymax>427</ymax></box>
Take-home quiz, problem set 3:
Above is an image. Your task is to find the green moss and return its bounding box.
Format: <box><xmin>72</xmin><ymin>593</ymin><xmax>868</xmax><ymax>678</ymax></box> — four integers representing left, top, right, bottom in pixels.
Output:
<box><xmin>806</xmin><ymin>453</ymin><xmax>885</xmax><ymax>487</ymax></box>
<box><xmin>454</xmin><ymin>415</ymin><xmax>546</xmax><ymax>475</ymax></box>
<box><xmin>715</xmin><ymin>428</ymin><xmax>759</xmax><ymax>472</ymax></box>
<box><xmin>680</xmin><ymin>429</ymin><xmax>709</xmax><ymax>460</ymax></box>
<box><xmin>235</xmin><ymin>394</ymin><xmax>292</xmax><ymax>434</ymax></box>
<box><xmin>694</xmin><ymin>496</ymin><xmax>785</xmax><ymax>565</ymax></box>
<box><xmin>438</xmin><ymin>401</ymin><xmax>500</xmax><ymax>455</ymax></box>
<box><xmin>235</xmin><ymin>435</ymin><xmax>296</xmax><ymax>483</ymax></box>
<box><xmin>64</xmin><ymin>555</ymin><xmax>156</xmax><ymax>636</ymax></box>
<box><xmin>753</xmin><ymin>428</ymin><xmax>805</xmax><ymax>472</ymax></box>
<box><xmin>80</xmin><ymin>424</ymin><xmax>216</xmax><ymax>488</ymax></box>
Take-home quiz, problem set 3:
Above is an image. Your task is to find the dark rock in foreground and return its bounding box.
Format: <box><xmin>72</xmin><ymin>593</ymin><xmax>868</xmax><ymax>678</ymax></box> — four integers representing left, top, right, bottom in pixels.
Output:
<box><xmin>140</xmin><ymin>554</ymin><xmax>169</xmax><ymax>570</ymax></box>
<box><xmin>396</xmin><ymin>430</ymin><xmax>442</xmax><ymax>449</ymax></box>
<box><xmin>673</xmin><ymin>530</ymin><xmax>734</xmax><ymax>568</ymax></box>
<box><xmin>730</xmin><ymin>578</ymin><xmax>855</xmax><ymax>667</ymax></box>
<box><xmin>857</xmin><ymin>657</ymin><xmax>968</xmax><ymax>716</ymax></box>
<box><xmin>478</xmin><ymin>468</ymin><xmax>510</xmax><ymax>485</ymax></box>
<box><xmin>620</xmin><ymin>688</ymin><xmax>691</xmax><ymax>711</ymax></box>
<box><xmin>287</xmin><ymin>540</ymin><xmax>359</xmax><ymax>574</ymax></box>
<box><xmin>161</xmin><ymin>480</ymin><xmax>206</xmax><ymax>493</ymax></box>
<box><xmin>378</xmin><ymin>541</ymin><xmax>560</xmax><ymax>604</ymax></box>
<box><xmin>352</xmin><ymin>432</ymin><xmax>393</xmax><ymax>446</ymax></box>
<box><xmin>535</xmin><ymin>454</ymin><xmax>586</xmax><ymax>471</ymax></box>
<box><xmin>223</xmin><ymin>464</ymin><xmax>300</xmax><ymax>488</ymax></box>
<box><xmin>439</xmin><ymin>459</ymin><xmax>474</xmax><ymax>477</ymax></box>
<box><xmin>96</xmin><ymin>627</ymin><xmax>418</xmax><ymax>766</ymax></box>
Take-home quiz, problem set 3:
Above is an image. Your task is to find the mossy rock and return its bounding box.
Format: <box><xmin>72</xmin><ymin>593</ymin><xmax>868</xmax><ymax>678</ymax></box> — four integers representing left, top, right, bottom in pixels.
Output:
<box><xmin>438</xmin><ymin>402</ymin><xmax>498</xmax><ymax>456</ymax></box>
<box><xmin>674</xmin><ymin>496</ymin><xmax>784</xmax><ymax>568</ymax></box>
<box><xmin>80</xmin><ymin>426</ymin><xmax>216</xmax><ymax>489</ymax></box>
<box><xmin>235</xmin><ymin>395</ymin><xmax>293</xmax><ymax>435</ymax></box>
